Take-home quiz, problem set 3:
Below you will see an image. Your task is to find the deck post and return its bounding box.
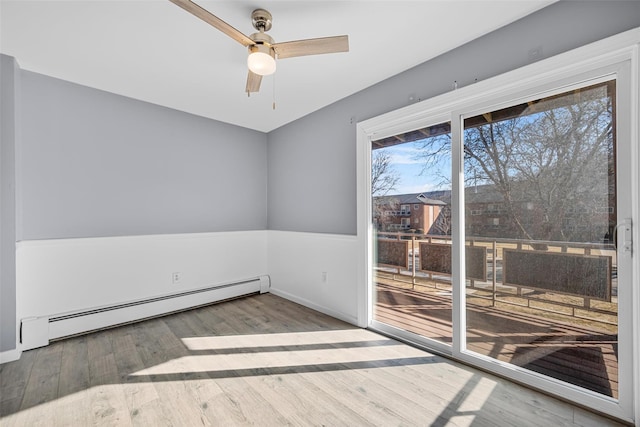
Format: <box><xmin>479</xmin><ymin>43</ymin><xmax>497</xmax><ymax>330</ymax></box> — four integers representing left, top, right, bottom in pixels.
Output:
<box><xmin>492</xmin><ymin>240</ymin><xmax>497</xmax><ymax>307</ymax></box>
<box><xmin>411</xmin><ymin>235</ymin><xmax>416</xmax><ymax>289</ymax></box>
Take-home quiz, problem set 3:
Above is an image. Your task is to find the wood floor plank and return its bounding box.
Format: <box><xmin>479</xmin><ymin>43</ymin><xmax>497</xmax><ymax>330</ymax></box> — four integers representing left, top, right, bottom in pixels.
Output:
<box><xmin>86</xmin><ymin>356</ymin><xmax>133</xmax><ymax>426</ymax></box>
<box><xmin>58</xmin><ymin>335</ymin><xmax>90</xmax><ymax>396</ymax></box>
<box><xmin>0</xmin><ymin>348</ymin><xmax>37</xmax><ymax>414</ymax></box>
<box><xmin>9</xmin><ymin>342</ymin><xmax>64</xmax><ymax>426</ymax></box>
<box><xmin>19</xmin><ymin>341</ymin><xmax>63</xmax><ymax>409</ymax></box>
<box><xmin>162</xmin><ymin>311</ymin><xmax>263</xmax><ymax>426</ymax></box>
<box><xmin>110</xmin><ymin>326</ymin><xmax>162</xmax><ymax>424</ymax></box>
<box><xmin>217</xmin><ymin>296</ymin><xmax>484</xmax><ymax>426</ymax></box>
<box><xmin>86</xmin><ymin>330</ymin><xmax>133</xmax><ymax>426</ymax></box>
<box><xmin>52</xmin><ymin>335</ymin><xmax>91</xmax><ymax>426</ymax></box>
<box><xmin>171</xmin><ymin>304</ymin><xmax>298</xmax><ymax>426</ymax></box>
<box><xmin>197</xmin><ymin>301</ymin><xmax>373</xmax><ymax>426</ymax></box>
<box><xmin>249</xmin><ymin>370</ymin><xmax>370</xmax><ymax>426</ymax></box>
<box><xmin>128</xmin><ymin>318</ymin><xmax>216</xmax><ymax>426</ymax></box>
<box><xmin>256</xmin><ymin>303</ymin><xmax>469</xmax><ymax>425</ymax></box>
<box><xmin>51</xmin><ymin>388</ymin><xmax>90</xmax><ymax>427</ymax></box>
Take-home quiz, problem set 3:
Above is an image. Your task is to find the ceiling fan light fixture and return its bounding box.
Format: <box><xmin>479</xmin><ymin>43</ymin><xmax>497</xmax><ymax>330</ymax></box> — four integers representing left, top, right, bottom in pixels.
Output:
<box><xmin>169</xmin><ymin>1</ymin><xmax>348</xmax><ymax>93</ymax></box>
<box><xmin>247</xmin><ymin>44</ymin><xmax>276</xmax><ymax>76</ymax></box>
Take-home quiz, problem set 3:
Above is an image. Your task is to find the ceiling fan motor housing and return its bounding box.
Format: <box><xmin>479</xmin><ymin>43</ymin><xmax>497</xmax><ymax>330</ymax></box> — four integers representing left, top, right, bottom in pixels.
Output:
<box><xmin>251</xmin><ymin>9</ymin><xmax>272</xmax><ymax>32</ymax></box>
<box><xmin>249</xmin><ymin>31</ymin><xmax>274</xmax><ymax>46</ymax></box>
<box><xmin>248</xmin><ymin>31</ymin><xmax>275</xmax><ymax>59</ymax></box>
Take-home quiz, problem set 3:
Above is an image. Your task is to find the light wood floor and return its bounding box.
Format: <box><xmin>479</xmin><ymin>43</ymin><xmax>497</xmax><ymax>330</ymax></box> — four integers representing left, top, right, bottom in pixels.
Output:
<box><xmin>0</xmin><ymin>293</ymin><xmax>626</xmax><ymax>426</ymax></box>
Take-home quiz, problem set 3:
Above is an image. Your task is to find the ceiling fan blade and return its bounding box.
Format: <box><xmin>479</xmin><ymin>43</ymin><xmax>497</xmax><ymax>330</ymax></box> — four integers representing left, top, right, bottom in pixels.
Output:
<box><xmin>169</xmin><ymin>0</ymin><xmax>254</xmax><ymax>47</ymax></box>
<box><xmin>273</xmin><ymin>35</ymin><xmax>349</xmax><ymax>59</ymax></box>
<box><xmin>246</xmin><ymin>70</ymin><xmax>263</xmax><ymax>93</ymax></box>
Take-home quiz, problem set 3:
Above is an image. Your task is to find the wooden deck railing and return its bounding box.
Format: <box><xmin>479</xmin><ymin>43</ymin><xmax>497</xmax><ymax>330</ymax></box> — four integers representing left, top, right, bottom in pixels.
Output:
<box><xmin>374</xmin><ymin>232</ymin><xmax>618</xmax><ymax>326</ymax></box>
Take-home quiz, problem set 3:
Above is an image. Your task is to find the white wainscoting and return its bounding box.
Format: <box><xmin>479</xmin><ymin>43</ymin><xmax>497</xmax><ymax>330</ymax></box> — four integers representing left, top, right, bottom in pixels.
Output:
<box><xmin>14</xmin><ymin>230</ymin><xmax>361</xmax><ymax>355</ymax></box>
<box><xmin>16</xmin><ymin>230</ymin><xmax>268</xmax><ymax>349</ymax></box>
<box><xmin>267</xmin><ymin>230</ymin><xmax>359</xmax><ymax>325</ymax></box>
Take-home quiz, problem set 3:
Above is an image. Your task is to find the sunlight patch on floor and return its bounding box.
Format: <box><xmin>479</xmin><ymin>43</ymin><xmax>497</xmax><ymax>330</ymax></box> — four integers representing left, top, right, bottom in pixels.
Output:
<box><xmin>132</xmin><ymin>342</ymin><xmax>428</xmax><ymax>376</ymax></box>
<box><xmin>458</xmin><ymin>376</ymin><xmax>497</xmax><ymax>412</ymax></box>
<box><xmin>181</xmin><ymin>329</ymin><xmax>389</xmax><ymax>351</ymax></box>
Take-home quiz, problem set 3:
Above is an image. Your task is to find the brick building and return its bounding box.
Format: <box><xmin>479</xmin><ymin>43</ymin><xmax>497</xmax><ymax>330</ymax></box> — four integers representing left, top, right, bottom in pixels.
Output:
<box><xmin>373</xmin><ymin>192</ymin><xmax>447</xmax><ymax>234</ymax></box>
<box><xmin>374</xmin><ymin>184</ymin><xmax>613</xmax><ymax>243</ymax></box>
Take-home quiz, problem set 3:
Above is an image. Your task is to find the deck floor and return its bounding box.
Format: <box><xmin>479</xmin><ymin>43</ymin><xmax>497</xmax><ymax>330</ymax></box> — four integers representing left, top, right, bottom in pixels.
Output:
<box><xmin>375</xmin><ymin>281</ymin><xmax>619</xmax><ymax>399</ymax></box>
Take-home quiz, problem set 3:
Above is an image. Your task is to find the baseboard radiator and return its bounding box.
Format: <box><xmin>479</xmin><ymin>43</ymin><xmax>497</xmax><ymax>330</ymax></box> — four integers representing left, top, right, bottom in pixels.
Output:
<box><xmin>20</xmin><ymin>275</ymin><xmax>270</xmax><ymax>351</ymax></box>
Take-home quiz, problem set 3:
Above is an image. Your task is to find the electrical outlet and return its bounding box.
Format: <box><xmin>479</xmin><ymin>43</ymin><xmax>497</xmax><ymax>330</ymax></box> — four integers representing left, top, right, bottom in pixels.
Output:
<box><xmin>321</xmin><ymin>271</ymin><xmax>328</xmax><ymax>284</ymax></box>
<box><xmin>172</xmin><ymin>272</ymin><xmax>182</xmax><ymax>284</ymax></box>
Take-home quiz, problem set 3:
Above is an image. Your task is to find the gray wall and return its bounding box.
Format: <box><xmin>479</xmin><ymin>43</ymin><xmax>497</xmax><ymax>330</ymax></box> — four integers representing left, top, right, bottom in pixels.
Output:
<box><xmin>20</xmin><ymin>72</ymin><xmax>268</xmax><ymax>240</ymax></box>
<box><xmin>1</xmin><ymin>55</ymin><xmax>19</xmax><ymax>352</ymax></box>
<box><xmin>267</xmin><ymin>0</ymin><xmax>640</xmax><ymax>235</ymax></box>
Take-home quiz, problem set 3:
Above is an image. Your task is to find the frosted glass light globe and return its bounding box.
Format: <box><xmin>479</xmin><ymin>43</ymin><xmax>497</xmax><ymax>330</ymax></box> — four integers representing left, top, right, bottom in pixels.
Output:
<box><xmin>247</xmin><ymin>51</ymin><xmax>276</xmax><ymax>76</ymax></box>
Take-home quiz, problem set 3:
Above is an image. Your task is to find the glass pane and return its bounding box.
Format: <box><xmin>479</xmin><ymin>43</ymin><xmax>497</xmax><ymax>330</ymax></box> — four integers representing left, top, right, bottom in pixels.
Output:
<box><xmin>463</xmin><ymin>81</ymin><xmax>618</xmax><ymax>398</ymax></box>
<box><xmin>372</xmin><ymin>122</ymin><xmax>453</xmax><ymax>345</ymax></box>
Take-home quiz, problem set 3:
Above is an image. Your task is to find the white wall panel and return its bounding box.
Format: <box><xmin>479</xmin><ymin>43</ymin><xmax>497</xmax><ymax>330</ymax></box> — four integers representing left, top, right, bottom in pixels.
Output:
<box><xmin>16</xmin><ymin>230</ymin><xmax>268</xmax><ymax>323</ymax></box>
<box><xmin>267</xmin><ymin>230</ymin><xmax>358</xmax><ymax>325</ymax></box>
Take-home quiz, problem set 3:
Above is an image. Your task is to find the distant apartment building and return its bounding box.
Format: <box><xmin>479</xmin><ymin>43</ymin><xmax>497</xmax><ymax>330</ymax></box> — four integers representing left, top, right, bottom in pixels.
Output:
<box><xmin>373</xmin><ymin>192</ymin><xmax>448</xmax><ymax>234</ymax></box>
<box><xmin>374</xmin><ymin>184</ymin><xmax>613</xmax><ymax>243</ymax></box>
<box><xmin>465</xmin><ymin>184</ymin><xmax>613</xmax><ymax>242</ymax></box>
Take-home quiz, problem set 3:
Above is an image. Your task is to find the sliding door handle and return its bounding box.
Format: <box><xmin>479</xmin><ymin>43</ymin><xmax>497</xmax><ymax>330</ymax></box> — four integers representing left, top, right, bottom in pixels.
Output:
<box><xmin>614</xmin><ymin>218</ymin><xmax>632</xmax><ymax>255</ymax></box>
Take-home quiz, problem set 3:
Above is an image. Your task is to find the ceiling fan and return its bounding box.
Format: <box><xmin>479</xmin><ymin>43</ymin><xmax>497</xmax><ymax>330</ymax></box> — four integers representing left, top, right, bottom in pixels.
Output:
<box><xmin>169</xmin><ymin>0</ymin><xmax>349</xmax><ymax>94</ymax></box>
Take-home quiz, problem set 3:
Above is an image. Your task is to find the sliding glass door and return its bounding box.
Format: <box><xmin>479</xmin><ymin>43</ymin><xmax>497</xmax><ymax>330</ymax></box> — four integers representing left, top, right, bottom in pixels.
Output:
<box><xmin>371</xmin><ymin>123</ymin><xmax>453</xmax><ymax>349</ymax></box>
<box><xmin>461</xmin><ymin>81</ymin><xmax>621</xmax><ymax>398</ymax></box>
<box><xmin>359</xmin><ymin>34</ymin><xmax>637</xmax><ymax>422</ymax></box>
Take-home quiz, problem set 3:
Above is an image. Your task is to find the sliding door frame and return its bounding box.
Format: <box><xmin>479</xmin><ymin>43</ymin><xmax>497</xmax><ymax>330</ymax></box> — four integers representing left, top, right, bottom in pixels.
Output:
<box><xmin>356</xmin><ymin>28</ymin><xmax>639</xmax><ymax>424</ymax></box>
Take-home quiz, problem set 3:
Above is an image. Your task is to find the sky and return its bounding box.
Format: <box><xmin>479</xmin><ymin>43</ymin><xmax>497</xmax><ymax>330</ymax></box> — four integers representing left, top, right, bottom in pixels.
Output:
<box><xmin>375</xmin><ymin>139</ymin><xmax>451</xmax><ymax>195</ymax></box>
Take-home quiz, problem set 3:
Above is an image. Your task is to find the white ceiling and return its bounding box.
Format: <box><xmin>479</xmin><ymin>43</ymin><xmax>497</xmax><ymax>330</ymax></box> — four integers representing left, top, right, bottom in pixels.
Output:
<box><xmin>1</xmin><ymin>0</ymin><xmax>554</xmax><ymax>132</ymax></box>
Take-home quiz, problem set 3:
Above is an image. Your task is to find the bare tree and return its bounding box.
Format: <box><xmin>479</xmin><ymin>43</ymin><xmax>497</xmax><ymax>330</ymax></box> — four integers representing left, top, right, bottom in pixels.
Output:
<box><xmin>371</xmin><ymin>150</ymin><xmax>401</xmax><ymax>231</ymax></box>
<box><xmin>371</xmin><ymin>150</ymin><xmax>400</xmax><ymax>196</ymax></box>
<box><xmin>414</xmin><ymin>81</ymin><xmax>614</xmax><ymax>242</ymax></box>
<box><xmin>505</xmin><ymin>88</ymin><xmax>613</xmax><ymax>241</ymax></box>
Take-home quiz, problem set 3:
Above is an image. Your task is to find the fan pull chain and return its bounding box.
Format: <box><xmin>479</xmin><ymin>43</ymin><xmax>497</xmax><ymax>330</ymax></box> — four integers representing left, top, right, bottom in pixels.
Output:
<box><xmin>272</xmin><ymin>74</ymin><xmax>276</xmax><ymax>110</ymax></box>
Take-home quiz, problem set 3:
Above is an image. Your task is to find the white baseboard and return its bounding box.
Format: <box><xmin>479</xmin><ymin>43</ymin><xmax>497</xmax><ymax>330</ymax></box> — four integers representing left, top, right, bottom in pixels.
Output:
<box><xmin>0</xmin><ymin>348</ymin><xmax>21</xmax><ymax>364</ymax></box>
<box><xmin>21</xmin><ymin>277</ymin><xmax>268</xmax><ymax>351</ymax></box>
